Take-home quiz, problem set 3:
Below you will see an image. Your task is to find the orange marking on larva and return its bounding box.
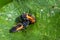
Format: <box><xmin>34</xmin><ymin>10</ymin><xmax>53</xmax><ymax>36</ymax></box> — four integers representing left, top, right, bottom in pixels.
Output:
<box><xmin>16</xmin><ymin>25</ymin><xmax>23</xmax><ymax>31</ymax></box>
<box><xmin>26</xmin><ymin>14</ymin><xmax>35</xmax><ymax>23</ymax></box>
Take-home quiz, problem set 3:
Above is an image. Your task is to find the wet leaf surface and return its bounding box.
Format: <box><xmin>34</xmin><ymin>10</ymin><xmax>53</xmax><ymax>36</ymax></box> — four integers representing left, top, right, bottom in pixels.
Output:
<box><xmin>0</xmin><ymin>0</ymin><xmax>60</xmax><ymax>40</ymax></box>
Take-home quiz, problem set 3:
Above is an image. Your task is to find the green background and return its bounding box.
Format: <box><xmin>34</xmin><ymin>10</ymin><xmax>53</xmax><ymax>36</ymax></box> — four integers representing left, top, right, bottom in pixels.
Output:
<box><xmin>0</xmin><ymin>0</ymin><xmax>60</xmax><ymax>40</ymax></box>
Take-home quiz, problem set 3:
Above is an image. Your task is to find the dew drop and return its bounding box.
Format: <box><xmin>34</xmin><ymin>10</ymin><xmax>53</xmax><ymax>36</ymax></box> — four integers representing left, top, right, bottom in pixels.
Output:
<box><xmin>7</xmin><ymin>14</ymin><xmax>12</xmax><ymax>17</ymax></box>
<box><xmin>5</xmin><ymin>18</ymin><xmax>8</xmax><ymax>21</ymax></box>
<box><xmin>15</xmin><ymin>13</ymin><xmax>18</xmax><ymax>15</ymax></box>
<box><xmin>51</xmin><ymin>11</ymin><xmax>55</xmax><ymax>16</ymax></box>
<box><xmin>40</xmin><ymin>9</ymin><xmax>43</xmax><ymax>12</ymax></box>
<box><xmin>9</xmin><ymin>19</ymin><xmax>12</xmax><ymax>21</ymax></box>
<box><xmin>51</xmin><ymin>10</ymin><xmax>54</xmax><ymax>13</ymax></box>
<box><xmin>47</xmin><ymin>13</ymin><xmax>50</xmax><ymax>17</ymax></box>
<box><xmin>2</xmin><ymin>34</ymin><xmax>5</xmax><ymax>37</ymax></box>
<box><xmin>23</xmin><ymin>12</ymin><xmax>26</xmax><ymax>13</ymax></box>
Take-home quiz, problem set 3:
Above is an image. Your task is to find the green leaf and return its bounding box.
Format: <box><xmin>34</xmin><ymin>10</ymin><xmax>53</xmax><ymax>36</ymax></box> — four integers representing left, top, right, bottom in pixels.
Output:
<box><xmin>0</xmin><ymin>0</ymin><xmax>60</xmax><ymax>40</ymax></box>
<box><xmin>0</xmin><ymin>0</ymin><xmax>12</xmax><ymax>9</ymax></box>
